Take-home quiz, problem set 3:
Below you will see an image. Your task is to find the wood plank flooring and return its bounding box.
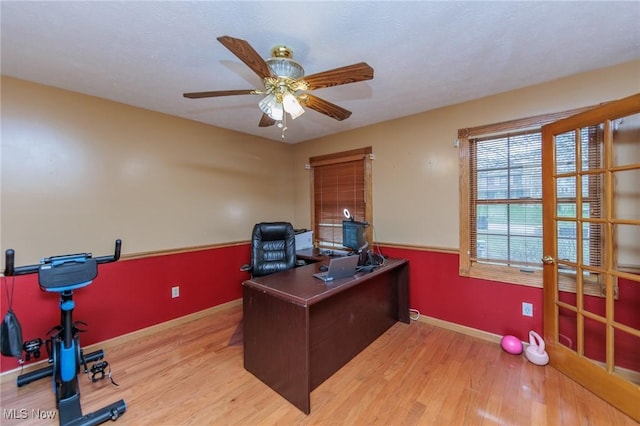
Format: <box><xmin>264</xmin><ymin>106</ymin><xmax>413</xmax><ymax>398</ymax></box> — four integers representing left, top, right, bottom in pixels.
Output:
<box><xmin>1</xmin><ymin>303</ymin><xmax>636</xmax><ymax>425</ymax></box>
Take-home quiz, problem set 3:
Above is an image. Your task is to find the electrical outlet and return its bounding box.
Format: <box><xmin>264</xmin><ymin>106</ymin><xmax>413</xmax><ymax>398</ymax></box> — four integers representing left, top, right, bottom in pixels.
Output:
<box><xmin>171</xmin><ymin>286</ymin><xmax>180</xmax><ymax>298</ymax></box>
<box><xmin>522</xmin><ymin>302</ymin><xmax>533</xmax><ymax>317</ymax></box>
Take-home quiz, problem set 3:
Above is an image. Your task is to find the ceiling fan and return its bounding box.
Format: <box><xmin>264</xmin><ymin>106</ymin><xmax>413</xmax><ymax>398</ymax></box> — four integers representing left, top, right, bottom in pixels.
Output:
<box><xmin>183</xmin><ymin>36</ymin><xmax>374</xmax><ymax>138</ymax></box>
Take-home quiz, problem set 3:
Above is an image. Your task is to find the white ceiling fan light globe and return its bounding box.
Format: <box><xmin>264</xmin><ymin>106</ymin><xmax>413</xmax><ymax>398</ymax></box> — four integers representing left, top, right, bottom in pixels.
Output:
<box><xmin>258</xmin><ymin>94</ymin><xmax>283</xmax><ymax>120</ymax></box>
<box><xmin>271</xmin><ymin>102</ymin><xmax>284</xmax><ymax>120</ymax></box>
<box><xmin>258</xmin><ymin>93</ymin><xmax>275</xmax><ymax>113</ymax></box>
<box><xmin>283</xmin><ymin>92</ymin><xmax>305</xmax><ymax>119</ymax></box>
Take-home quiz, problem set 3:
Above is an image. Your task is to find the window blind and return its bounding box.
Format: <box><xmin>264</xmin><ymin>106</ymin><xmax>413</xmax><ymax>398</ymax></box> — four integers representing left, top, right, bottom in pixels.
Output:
<box><xmin>310</xmin><ymin>148</ymin><xmax>371</xmax><ymax>249</ymax></box>
<box><xmin>470</xmin><ymin>130</ymin><xmax>544</xmax><ymax>268</ymax></box>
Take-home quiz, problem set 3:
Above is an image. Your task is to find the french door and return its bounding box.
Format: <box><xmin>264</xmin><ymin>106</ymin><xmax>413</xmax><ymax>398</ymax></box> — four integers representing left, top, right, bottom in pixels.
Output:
<box><xmin>541</xmin><ymin>93</ymin><xmax>640</xmax><ymax>421</ymax></box>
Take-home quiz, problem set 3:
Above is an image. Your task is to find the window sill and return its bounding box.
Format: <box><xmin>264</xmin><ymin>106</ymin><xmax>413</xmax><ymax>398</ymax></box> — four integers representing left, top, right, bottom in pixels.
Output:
<box><xmin>464</xmin><ymin>263</ymin><xmax>543</xmax><ymax>288</ymax></box>
<box><xmin>462</xmin><ymin>262</ymin><xmax>609</xmax><ymax>298</ymax></box>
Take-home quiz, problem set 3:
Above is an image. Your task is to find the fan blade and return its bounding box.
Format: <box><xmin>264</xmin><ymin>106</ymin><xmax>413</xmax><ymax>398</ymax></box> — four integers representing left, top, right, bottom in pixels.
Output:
<box><xmin>183</xmin><ymin>89</ymin><xmax>258</xmax><ymax>99</ymax></box>
<box><xmin>259</xmin><ymin>114</ymin><xmax>276</xmax><ymax>127</ymax></box>
<box><xmin>302</xmin><ymin>62</ymin><xmax>374</xmax><ymax>90</ymax></box>
<box><xmin>217</xmin><ymin>36</ymin><xmax>273</xmax><ymax>79</ymax></box>
<box><xmin>301</xmin><ymin>94</ymin><xmax>352</xmax><ymax>121</ymax></box>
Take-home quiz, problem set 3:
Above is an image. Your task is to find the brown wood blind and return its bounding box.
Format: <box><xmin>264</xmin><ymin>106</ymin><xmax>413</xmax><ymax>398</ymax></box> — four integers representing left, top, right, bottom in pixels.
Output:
<box><xmin>310</xmin><ymin>147</ymin><xmax>371</xmax><ymax>249</ymax></box>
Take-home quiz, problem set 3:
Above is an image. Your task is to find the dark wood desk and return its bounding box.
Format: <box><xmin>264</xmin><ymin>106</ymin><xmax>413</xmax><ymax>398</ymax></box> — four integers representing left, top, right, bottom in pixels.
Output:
<box><xmin>242</xmin><ymin>258</ymin><xmax>409</xmax><ymax>414</ymax></box>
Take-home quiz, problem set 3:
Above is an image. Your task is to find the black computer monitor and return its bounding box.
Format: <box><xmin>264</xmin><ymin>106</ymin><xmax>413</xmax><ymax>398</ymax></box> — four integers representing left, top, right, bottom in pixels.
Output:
<box><xmin>342</xmin><ymin>220</ymin><xmax>369</xmax><ymax>253</ymax></box>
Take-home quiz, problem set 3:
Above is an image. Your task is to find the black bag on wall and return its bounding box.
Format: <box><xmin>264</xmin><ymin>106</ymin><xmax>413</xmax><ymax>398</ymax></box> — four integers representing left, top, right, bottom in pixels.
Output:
<box><xmin>1</xmin><ymin>276</ymin><xmax>23</xmax><ymax>359</ymax></box>
<box><xmin>1</xmin><ymin>308</ymin><xmax>23</xmax><ymax>358</ymax></box>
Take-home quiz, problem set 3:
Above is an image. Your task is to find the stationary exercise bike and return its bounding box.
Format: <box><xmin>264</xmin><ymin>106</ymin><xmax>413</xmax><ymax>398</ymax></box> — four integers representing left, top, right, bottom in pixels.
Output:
<box><xmin>3</xmin><ymin>240</ymin><xmax>126</xmax><ymax>426</ymax></box>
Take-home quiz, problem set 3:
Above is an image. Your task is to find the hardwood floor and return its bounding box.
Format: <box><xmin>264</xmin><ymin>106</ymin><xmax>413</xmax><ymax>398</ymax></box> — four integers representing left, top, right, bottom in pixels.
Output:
<box><xmin>1</xmin><ymin>302</ymin><xmax>636</xmax><ymax>425</ymax></box>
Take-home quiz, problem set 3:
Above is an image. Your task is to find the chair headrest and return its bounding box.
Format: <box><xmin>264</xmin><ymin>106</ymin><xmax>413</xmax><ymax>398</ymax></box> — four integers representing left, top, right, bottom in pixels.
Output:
<box><xmin>254</xmin><ymin>222</ymin><xmax>294</xmax><ymax>241</ymax></box>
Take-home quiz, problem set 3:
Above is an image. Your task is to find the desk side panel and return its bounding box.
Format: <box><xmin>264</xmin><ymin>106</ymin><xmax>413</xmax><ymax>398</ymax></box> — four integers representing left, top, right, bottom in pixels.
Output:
<box><xmin>243</xmin><ymin>286</ymin><xmax>310</xmax><ymax>413</ymax></box>
<box><xmin>397</xmin><ymin>261</ymin><xmax>410</xmax><ymax>323</ymax></box>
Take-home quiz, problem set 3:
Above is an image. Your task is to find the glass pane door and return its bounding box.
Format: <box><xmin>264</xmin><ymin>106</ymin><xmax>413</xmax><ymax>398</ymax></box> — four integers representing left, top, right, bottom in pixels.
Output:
<box><xmin>542</xmin><ymin>94</ymin><xmax>640</xmax><ymax>422</ymax></box>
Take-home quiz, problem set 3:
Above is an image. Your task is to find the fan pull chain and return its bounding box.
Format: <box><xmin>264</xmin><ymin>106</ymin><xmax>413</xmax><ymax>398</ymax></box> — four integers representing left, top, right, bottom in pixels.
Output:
<box><xmin>278</xmin><ymin>113</ymin><xmax>288</xmax><ymax>140</ymax></box>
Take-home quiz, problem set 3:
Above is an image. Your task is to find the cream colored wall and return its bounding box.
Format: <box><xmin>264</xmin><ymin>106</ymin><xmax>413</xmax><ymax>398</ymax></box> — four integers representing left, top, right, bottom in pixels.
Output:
<box><xmin>293</xmin><ymin>60</ymin><xmax>640</xmax><ymax>250</ymax></box>
<box><xmin>1</xmin><ymin>77</ymin><xmax>295</xmax><ymax>264</ymax></box>
<box><xmin>3</xmin><ymin>61</ymin><xmax>638</xmax><ymax>263</ymax></box>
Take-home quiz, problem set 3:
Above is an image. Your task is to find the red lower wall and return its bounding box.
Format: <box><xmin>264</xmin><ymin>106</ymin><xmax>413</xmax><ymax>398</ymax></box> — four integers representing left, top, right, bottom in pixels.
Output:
<box><xmin>0</xmin><ymin>244</ymin><xmax>249</xmax><ymax>373</ymax></box>
<box><xmin>379</xmin><ymin>246</ymin><xmax>544</xmax><ymax>339</ymax></box>
<box><xmin>2</xmin><ymin>244</ymin><xmax>637</xmax><ymax>374</ymax></box>
<box><xmin>380</xmin><ymin>245</ymin><xmax>639</xmax><ymax>372</ymax></box>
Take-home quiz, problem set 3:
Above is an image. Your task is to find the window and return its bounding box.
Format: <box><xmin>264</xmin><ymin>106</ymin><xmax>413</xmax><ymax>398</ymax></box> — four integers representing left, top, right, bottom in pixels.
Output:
<box><xmin>471</xmin><ymin>130</ymin><xmax>544</xmax><ymax>269</ymax></box>
<box><xmin>459</xmin><ymin>107</ymin><xmax>605</xmax><ymax>294</ymax></box>
<box><xmin>310</xmin><ymin>147</ymin><xmax>373</xmax><ymax>249</ymax></box>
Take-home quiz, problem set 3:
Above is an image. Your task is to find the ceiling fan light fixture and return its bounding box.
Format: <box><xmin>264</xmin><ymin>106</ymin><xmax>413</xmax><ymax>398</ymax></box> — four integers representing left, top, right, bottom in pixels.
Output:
<box><xmin>271</xmin><ymin>102</ymin><xmax>284</xmax><ymax>121</ymax></box>
<box><xmin>259</xmin><ymin>93</ymin><xmax>283</xmax><ymax>120</ymax></box>
<box><xmin>282</xmin><ymin>92</ymin><xmax>304</xmax><ymax>119</ymax></box>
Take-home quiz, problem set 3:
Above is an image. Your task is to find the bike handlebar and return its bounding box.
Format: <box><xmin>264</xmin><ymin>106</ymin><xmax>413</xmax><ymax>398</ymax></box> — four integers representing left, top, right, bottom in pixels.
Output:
<box><xmin>93</xmin><ymin>239</ymin><xmax>122</xmax><ymax>264</ymax></box>
<box><xmin>3</xmin><ymin>239</ymin><xmax>122</xmax><ymax>277</ymax></box>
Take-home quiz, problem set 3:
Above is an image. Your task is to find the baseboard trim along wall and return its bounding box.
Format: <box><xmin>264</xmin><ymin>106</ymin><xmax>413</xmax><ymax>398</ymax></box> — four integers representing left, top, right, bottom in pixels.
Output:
<box><xmin>416</xmin><ymin>313</ymin><xmax>503</xmax><ymax>344</ymax></box>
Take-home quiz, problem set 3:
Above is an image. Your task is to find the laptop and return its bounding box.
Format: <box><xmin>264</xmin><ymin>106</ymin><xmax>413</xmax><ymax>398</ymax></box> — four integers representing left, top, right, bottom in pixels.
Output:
<box><xmin>313</xmin><ymin>255</ymin><xmax>359</xmax><ymax>282</ymax></box>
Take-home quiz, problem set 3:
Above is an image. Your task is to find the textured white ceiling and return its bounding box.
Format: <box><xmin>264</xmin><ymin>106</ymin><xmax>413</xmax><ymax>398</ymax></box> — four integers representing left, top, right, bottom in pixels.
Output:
<box><xmin>2</xmin><ymin>1</ymin><xmax>639</xmax><ymax>143</ymax></box>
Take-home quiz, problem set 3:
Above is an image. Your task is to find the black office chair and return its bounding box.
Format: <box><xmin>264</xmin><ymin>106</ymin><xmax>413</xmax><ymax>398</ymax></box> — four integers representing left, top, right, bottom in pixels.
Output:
<box><xmin>241</xmin><ymin>222</ymin><xmax>299</xmax><ymax>278</ymax></box>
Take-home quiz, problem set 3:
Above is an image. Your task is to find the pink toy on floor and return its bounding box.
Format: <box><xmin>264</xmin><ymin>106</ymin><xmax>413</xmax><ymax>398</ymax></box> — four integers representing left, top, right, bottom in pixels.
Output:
<box><xmin>500</xmin><ymin>335</ymin><xmax>523</xmax><ymax>355</ymax></box>
<box><xmin>525</xmin><ymin>330</ymin><xmax>549</xmax><ymax>365</ymax></box>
